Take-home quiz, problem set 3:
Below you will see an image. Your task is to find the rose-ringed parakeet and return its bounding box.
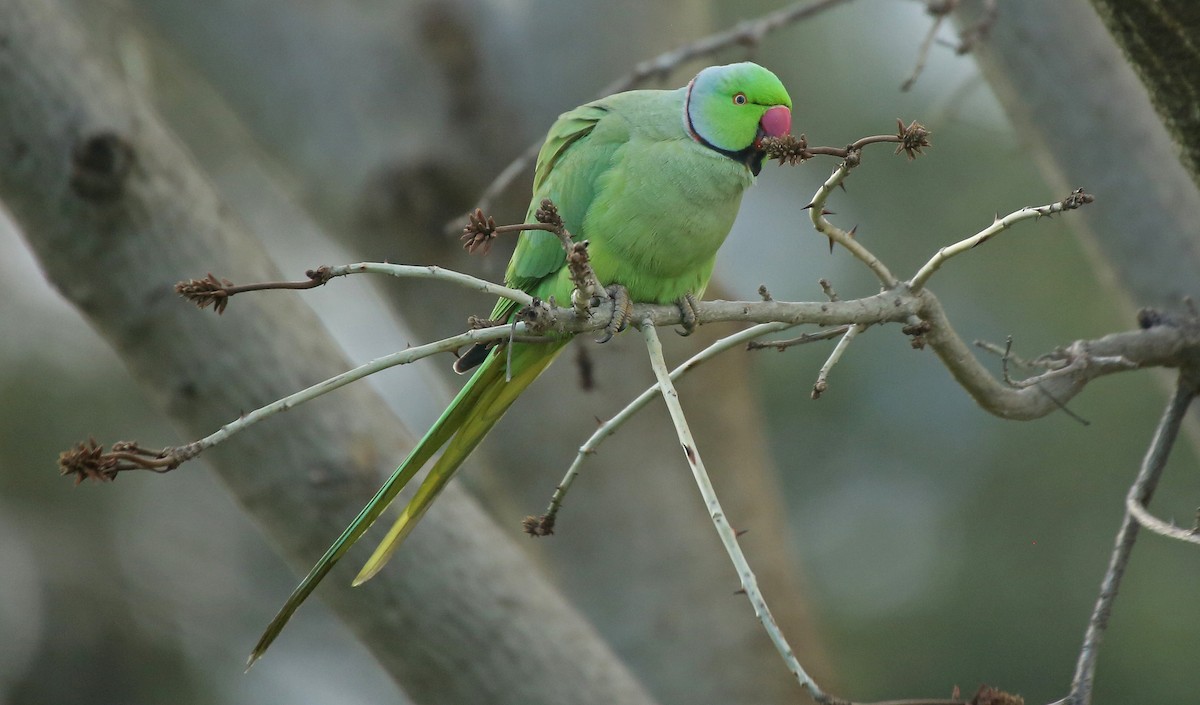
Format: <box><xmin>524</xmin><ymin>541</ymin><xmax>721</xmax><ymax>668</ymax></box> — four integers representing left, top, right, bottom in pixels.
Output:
<box><xmin>249</xmin><ymin>61</ymin><xmax>792</xmax><ymax>664</ymax></box>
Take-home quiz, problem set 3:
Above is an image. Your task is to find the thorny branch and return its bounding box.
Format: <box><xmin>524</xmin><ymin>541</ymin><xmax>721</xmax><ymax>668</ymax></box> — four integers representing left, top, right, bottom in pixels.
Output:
<box><xmin>176</xmin><ymin>263</ymin><xmax>535</xmax><ymax>313</ymax></box>
<box><xmin>760</xmin><ymin>119</ymin><xmax>932</xmax><ymax>167</ymax></box>
<box><xmin>80</xmin><ymin>205</ymin><xmax>1190</xmax><ymax>493</ymax></box>
<box><xmin>762</xmin><ymin>120</ymin><xmax>931</xmax><ymax>286</ymax></box>
<box><xmin>909</xmin><ymin>188</ymin><xmax>1094</xmax><ymax>291</ymax></box>
<box><xmin>1126</xmin><ymin>496</ymin><xmax>1200</xmax><ymax>546</ymax></box>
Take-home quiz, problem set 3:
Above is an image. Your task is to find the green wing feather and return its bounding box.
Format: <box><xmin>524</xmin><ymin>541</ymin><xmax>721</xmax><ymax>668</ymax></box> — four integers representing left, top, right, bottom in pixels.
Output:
<box><xmin>489</xmin><ymin>102</ymin><xmax>615</xmax><ymax>322</ymax></box>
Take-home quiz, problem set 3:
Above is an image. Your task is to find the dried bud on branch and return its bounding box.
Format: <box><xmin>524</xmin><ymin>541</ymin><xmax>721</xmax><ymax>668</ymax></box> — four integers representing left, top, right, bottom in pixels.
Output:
<box><xmin>522</xmin><ymin>513</ymin><xmax>556</xmax><ymax>537</ymax></box>
<box><xmin>58</xmin><ymin>437</ymin><xmax>118</xmax><ymax>484</ymax></box>
<box><xmin>58</xmin><ymin>438</ymin><xmax>182</xmax><ymax>484</ymax></box>
<box><xmin>762</xmin><ymin>133</ymin><xmax>811</xmax><ymax>166</ymax></box>
<box><xmin>467</xmin><ymin>315</ymin><xmax>504</xmax><ymax>330</ymax></box>
<box><xmin>175</xmin><ymin>273</ymin><xmax>234</xmax><ymax>314</ymax></box>
<box><xmin>902</xmin><ymin>319</ymin><xmax>933</xmax><ymax>349</ymax></box>
<box><xmin>175</xmin><ymin>268</ymin><xmax>334</xmax><ymax>314</ymax></box>
<box><xmin>534</xmin><ymin>198</ymin><xmax>564</xmax><ymax>231</ymax></box>
<box><xmin>1060</xmin><ymin>187</ymin><xmax>1094</xmax><ymax>210</ymax></box>
<box><xmin>763</xmin><ymin>120</ymin><xmax>932</xmax><ymax>170</ymax></box>
<box><xmin>970</xmin><ymin>684</ymin><xmax>1024</xmax><ymax>705</ymax></box>
<box><xmin>566</xmin><ymin>241</ymin><xmax>599</xmax><ymax>301</ymax></box>
<box><xmin>461</xmin><ymin>207</ymin><xmax>498</xmax><ymax>255</ymax></box>
<box><xmin>895</xmin><ymin>119</ymin><xmax>932</xmax><ymax>160</ymax></box>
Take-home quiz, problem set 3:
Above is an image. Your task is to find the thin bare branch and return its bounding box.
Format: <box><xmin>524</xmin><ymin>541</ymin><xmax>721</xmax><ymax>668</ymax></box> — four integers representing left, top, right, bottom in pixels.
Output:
<box><xmin>178</xmin><ymin>262</ymin><xmax>535</xmax><ymax>314</ymax></box>
<box><xmin>1126</xmin><ymin>497</ymin><xmax>1200</xmax><ymax>546</ymax></box>
<box><xmin>64</xmin><ymin>322</ymin><xmax>551</xmax><ymax>479</ymax></box>
<box><xmin>901</xmin><ymin>1</ymin><xmax>954</xmax><ymax>91</ymax></box>
<box><xmin>807</xmin><ymin>159</ymin><xmax>897</xmax><ymax>286</ymax></box>
<box><xmin>909</xmin><ymin>188</ymin><xmax>1094</xmax><ymax>291</ymax></box>
<box><xmin>747</xmin><ymin>324</ymin><xmax>851</xmax><ymax>351</ymax></box>
<box><xmin>812</xmin><ymin>323</ymin><xmax>866</xmax><ymax>398</ymax></box>
<box><xmin>974</xmin><ymin>337</ymin><xmax>1066</xmax><ymax>372</ymax></box>
<box><xmin>762</xmin><ymin>121</ymin><xmax>931</xmax><ymax>286</ymax></box>
<box><xmin>639</xmin><ymin>321</ymin><xmax>828</xmax><ymax>701</ymax></box>
<box><xmin>1056</xmin><ymin>378</ymin><xmax>1196</xmax><ymax>705</ymax></box>
<box><xmin>761</xmin><ymin>120</ymin><xmax>932</xmax><ymax>167</ymax></box>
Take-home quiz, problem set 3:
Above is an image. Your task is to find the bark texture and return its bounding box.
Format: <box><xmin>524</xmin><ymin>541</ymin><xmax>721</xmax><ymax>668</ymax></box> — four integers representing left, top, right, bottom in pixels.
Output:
<box><xmin>1089</xmin><ymin>0</ymin><xmax>1200</xmax><ymax>189</ymax></box>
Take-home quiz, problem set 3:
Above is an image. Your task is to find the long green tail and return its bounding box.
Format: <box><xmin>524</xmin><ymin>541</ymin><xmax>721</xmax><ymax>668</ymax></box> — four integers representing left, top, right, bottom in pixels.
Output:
<box><xmin>248</xmin><ymin>342</ymin><xmax>563</xmax><ymax>667</ymax></box>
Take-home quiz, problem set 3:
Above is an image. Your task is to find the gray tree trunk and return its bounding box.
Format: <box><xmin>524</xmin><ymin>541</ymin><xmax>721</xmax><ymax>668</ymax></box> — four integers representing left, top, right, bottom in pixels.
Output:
<box><xmin>1088</xmin><ymin>0</ymin><xmax>1200</xmax><ymax>189</ymax></box>
<box><xmin>960</xmin><ymin>0</ymin><xmax>1200</xmax><ymax>314</ymax></box>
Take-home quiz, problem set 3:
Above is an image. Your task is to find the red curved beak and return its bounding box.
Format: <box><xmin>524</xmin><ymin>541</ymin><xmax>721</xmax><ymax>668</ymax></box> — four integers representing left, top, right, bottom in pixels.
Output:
<box><xmin>759</xmin><ymin>105</ymin><xmax>792</xmax><ymax>139</ymax></box>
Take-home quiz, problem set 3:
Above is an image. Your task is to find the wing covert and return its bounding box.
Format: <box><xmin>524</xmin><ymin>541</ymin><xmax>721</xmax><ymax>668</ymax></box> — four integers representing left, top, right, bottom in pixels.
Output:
<box><xmin>490</xmin><ymin>101</ymin><xmax>625</xmax><ymax>320</ymax></box>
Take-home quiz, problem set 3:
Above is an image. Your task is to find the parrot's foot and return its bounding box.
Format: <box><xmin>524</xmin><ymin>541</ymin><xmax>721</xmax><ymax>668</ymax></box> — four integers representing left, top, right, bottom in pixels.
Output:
<box><xmin>674</xmin><ymin>293</ymin><xmax>701</xmax><ymax>337</ymax></box>
<box><xmin>596</xmin><ymin>284</ymin><xmax>633</xmax><ymax>343</ymax></box>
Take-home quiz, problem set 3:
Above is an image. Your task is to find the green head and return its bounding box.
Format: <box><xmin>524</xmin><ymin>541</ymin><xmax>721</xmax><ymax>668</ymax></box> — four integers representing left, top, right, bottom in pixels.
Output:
<box><xmin>684</xmin><ymin>62</ymin><xmax>792</xmax><ymax>173</ymax></box>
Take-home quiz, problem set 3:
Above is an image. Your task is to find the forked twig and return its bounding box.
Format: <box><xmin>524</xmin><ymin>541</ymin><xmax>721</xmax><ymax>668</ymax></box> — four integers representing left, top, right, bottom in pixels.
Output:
<box><xmin>763</xmin><ymin>120</ymin><xmax>933</xmax><ymax>287</ymax></box>
<box><xmin>1126</xmin><ymin>497</ymin><xmax>1200</xmax><ymax>546</ymax></box>
<box><xmin>524</xmin><ymin>321</ymin><xmax>797</xmax><ymax>536</ymax></box>
<box><xmin>638</xmin><ymin>322</ymin><xmax>1015</xmax><ymax>705</ymax></box>
<box><xmin>812</xmin><ymin>323</ymin><xmax>865</xmax><ymax>398</ymax></box>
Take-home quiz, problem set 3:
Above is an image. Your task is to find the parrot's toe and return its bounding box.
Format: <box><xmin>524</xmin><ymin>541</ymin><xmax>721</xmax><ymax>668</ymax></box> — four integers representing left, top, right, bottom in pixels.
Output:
<box><xmin>596</xmin><ymin>284</ymin><xmax>633</xmax><ymax>343</ymax></box>
<box><xmin>674</xmin><ymin>293</ymin><xmax>700</xmax><ymax>337</ymax></box>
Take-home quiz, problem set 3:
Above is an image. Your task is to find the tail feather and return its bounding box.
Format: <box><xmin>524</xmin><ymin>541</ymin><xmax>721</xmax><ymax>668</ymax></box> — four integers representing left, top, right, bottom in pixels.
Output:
<box><xmin>353</xmin><ymin>344</ymin><xmax>559</xmax><ymax>584</ymax></box>
<box><xmin>248</xmin><ymin>342</ymin><xmax>561</xmax><ymax>667</ymax></box>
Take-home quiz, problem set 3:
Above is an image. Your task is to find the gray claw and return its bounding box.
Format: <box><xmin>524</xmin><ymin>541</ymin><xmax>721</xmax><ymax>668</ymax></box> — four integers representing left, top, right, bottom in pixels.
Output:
<box><xmin>675</xmin><ymin>292</ymin><xmax>700</xmax><ymax>337</ymax></box>
<box><xmin>596</xmin><ymin>284</ymin><xmax>633</xmax><ymax>343</ymax></box>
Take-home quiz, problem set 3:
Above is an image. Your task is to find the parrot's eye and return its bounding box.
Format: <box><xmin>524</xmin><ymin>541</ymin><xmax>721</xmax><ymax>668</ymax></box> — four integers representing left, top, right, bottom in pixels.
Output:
<box><xmin>733</xmin><ymin>92</ymin><xmax>747</xmax><ymax>105</ymax></box>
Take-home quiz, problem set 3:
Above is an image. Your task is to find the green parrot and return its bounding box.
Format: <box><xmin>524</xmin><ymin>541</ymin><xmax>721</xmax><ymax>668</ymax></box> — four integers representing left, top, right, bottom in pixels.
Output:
<box><xmin>249</xmin><ymin>61</ymin><xmax>792</xmax><ymax>665</ymax></box>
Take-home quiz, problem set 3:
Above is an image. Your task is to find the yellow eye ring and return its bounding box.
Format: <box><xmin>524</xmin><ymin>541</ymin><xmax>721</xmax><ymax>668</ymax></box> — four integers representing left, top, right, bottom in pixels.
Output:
<box><xmin>733</xmin><ymin>92</ymin><xmax>747</xmax><ymax>105</ymax></box>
